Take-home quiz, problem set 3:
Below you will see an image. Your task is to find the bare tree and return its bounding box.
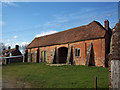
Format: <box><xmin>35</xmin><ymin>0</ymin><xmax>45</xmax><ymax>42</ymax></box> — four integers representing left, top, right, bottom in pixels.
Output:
<box><xmin>19</xmin><ymin>44</ymin><xmax>28</xmax><ymax>54</ymax></box>
<box><xmin>0</xmin><ymin>43</ymin><xmax>6</xmax><ymax>55</ymax></box>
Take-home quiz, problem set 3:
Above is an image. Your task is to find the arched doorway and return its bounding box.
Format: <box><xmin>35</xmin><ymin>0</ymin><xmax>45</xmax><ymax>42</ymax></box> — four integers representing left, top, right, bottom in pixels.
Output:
<box><xmin>89</xmin><ymin>46</ymin><xmax>95</xmax><ymax>66</ymax></box>
<box><xmin>58</xmin><ymin>47</ymin><xmax>68</xmax><ymax>64</ymax></box>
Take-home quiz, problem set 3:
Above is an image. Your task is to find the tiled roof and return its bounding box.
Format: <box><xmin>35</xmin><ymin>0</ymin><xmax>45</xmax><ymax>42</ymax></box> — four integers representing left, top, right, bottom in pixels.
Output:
<box><xmin>1</xmin><ymin>48</ymin><xmax>16</xmax><ymax>57</ymax></box>
<box><xmin>1</xmin><ymin>48</ymin><xmax>22</xmax><ymax>57</ymax></box>
<box><xmin>26</xmin><ymin>20</ymin><xmax>110</xmax><ymax>49</ymax></box>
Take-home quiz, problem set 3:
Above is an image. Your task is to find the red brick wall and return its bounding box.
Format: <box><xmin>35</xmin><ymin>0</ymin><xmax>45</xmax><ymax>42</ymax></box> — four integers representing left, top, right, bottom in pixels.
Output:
<box><xmin>27</xmin><ymin>38</ymin><xmax>109</xmax><ymax>67</ymax></box>
<box><xmin>70</xmin><ymin>38</ymin><xmax>105</xmax><ymax>67</ymax></box>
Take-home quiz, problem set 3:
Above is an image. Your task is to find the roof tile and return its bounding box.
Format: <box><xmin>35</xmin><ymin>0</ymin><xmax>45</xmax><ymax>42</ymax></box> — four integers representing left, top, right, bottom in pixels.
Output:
<box><xmin>26</xmin><ymin>21</ymin><xmax>108</xmax><ymax>49</ymax></box>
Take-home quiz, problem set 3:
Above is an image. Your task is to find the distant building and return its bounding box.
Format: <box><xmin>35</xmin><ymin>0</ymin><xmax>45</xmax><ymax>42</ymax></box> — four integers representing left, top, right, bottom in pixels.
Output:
<box><xmin>0</xmin><ymin>45</ymin><xmax>23</xmax><ymax>64</ymax></box>
<box><xmin>25</xmin><ymin>20</ymin><xmax>112</xmax><ymax>67</ymax></box>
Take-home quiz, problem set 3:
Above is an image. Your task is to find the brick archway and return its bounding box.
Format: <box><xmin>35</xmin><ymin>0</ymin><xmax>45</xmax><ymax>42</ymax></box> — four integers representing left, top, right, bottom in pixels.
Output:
<box><xmin>58</xmin><ymin>47</ymin><xmax>68</xmax><ymax>64</ymax></box>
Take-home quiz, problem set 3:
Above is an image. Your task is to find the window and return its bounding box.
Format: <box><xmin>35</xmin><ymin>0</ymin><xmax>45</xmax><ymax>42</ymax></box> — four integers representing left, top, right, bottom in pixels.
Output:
<box><xmin>41</xmin><ymin>51</ymin><xmax>47</xmax><ymax>62</ymax></box>
<box><xmin>75</xmin><ymin>48</ymin><xmax>80</xmax><ymax>57</ymax></box>
<box><xmin>51</xmin><ymin>50</ymin><xmax>53</xmax><ymax>56</ymax></box>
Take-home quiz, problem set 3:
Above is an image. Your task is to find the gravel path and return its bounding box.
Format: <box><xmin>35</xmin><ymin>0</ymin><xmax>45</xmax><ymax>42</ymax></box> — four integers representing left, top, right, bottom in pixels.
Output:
<box><xmin>2</xmin><ymin>79</ymin><xmax>14</xmax><ymax>88</ymax></box>
<box><xmin>0</xmin><ymin>79</ymin><xmax>2</xmax><ymax>90</ymax></box>
<box><xmin>2</xmin><ymin>77</ymin><xmax>31</xmax><ymax>89</ymax></box>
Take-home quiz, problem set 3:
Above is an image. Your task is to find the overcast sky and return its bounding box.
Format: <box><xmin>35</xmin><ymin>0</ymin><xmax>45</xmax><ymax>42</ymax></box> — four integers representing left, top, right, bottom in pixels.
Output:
<box><xmin>1</xmin><ymin>1</ymin><xmax>119</xmax><ymax>48</ymax></box>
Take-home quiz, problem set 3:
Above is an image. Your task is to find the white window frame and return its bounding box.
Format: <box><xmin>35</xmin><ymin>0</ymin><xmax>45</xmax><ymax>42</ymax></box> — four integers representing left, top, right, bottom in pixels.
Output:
<box><xmin>75</xmin><ymin>48</ymin><xmax>80</xmax><ymax>57</ymax></box>
<box><xmin>51</xmin><ymin>50</ymin><xmax>53</xmax><ymax>56</ymax></box>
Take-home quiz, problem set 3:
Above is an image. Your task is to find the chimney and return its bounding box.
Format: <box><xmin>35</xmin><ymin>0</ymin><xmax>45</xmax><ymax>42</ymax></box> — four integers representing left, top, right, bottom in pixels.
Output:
<box><xmin>104</xmin><ymin>20</ymin><xmax>109</xmax><ymax>30</ymax></box>
<box><xmin>15</xmin><ymin>45</ymin><xmax>19</xmax><ymax>50</ymax></box>
<box><xmin>8</xmin><ymin>46</ymin><xmax>11</xmax><ymax>49</ymax></box>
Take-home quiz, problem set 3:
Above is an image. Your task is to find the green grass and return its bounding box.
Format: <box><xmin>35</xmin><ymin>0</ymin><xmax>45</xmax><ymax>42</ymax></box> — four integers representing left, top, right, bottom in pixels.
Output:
<box><xmin>2</xmin><ymin>63</ymin><xmax>109</xmax><ymax>88</ymax></box>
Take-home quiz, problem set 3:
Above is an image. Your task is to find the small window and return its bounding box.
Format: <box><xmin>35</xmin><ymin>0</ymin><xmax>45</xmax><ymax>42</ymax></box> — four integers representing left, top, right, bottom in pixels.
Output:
<box><xmin>75</xmin><ymin>48</ymin><xmax>80</xmax><ymax>57</ymax></box>
<box><xmin>51</xmin><ymin>50</ymin><xmax>53</xmax><ymax>56</ymax></box>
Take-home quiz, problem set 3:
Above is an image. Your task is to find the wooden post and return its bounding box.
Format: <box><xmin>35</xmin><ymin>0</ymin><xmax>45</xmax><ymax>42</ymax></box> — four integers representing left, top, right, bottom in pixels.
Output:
<box><xmin>66</xmin><ymin>44</ymin><xmax>71</xmax><ymax>65</ymax></box>
<box><xmin>28</xmin><ymin>53</ymin><xmax>31</xmax><ymax>63</ymax></box>
<box><xmin>55</xmin><ymin>47</ymin><xmax>59</xmax><ymax>64</ymax></box>
<box><xmin>23</xmin><ymin>54</ymin><xmax>25</xmax><ymax>62</ymax></box>
<box><xmin>95</xmin><ymin>76</ymin><xmax>97</xmax><ymax>90</ymax></box>
<box><xmin>85</xmin><ymin>43</ymin><xmax>92</xmax><ymax>66</ymax></box>
<box><xmin>51</xmin><ymin>48</ymin><xmax>55</xmax><ymax>64</ymax></box>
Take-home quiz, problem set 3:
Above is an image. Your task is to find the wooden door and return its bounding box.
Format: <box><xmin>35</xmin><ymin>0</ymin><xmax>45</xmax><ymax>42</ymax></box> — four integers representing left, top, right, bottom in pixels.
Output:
<box><xmin>44</xmin><ymin>51</ymin><xmax>47</xmax><ymax>62</ymax></box>
<box><xmin>41</xmin><ymin>51</ymin><xmax>44</xmax><ymax>62</ymax></box>
<box><xmin>41</xmin><ymin>51</ymin><xmax>47</xmax><ymax>62</ymax></box>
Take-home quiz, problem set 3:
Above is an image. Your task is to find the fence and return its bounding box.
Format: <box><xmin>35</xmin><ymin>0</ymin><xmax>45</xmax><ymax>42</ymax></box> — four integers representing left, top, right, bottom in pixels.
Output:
<box><xmin>0</xmin><ymin>55</ymin><xmax>23</xmax><ymax>64</ymax></box>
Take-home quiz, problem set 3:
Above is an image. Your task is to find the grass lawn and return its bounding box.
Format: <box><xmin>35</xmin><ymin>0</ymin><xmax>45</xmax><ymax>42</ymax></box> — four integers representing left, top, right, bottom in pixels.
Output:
<box><xmin>2</xmin><ymin>63</ymin><xmax>109</xmax><ymax>88</ymax></box>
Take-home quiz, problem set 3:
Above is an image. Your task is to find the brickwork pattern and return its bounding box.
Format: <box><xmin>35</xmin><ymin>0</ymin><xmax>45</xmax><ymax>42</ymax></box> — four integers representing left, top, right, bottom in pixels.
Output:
<box><xmin>109</xmin><ymin>20</ymin><xmax>120</xmax><ymax>88</ymax></box>
<box><xmin>27</xmin><ymin>38</ymin><xmax>109</xmax><ymax>67</ymax></box>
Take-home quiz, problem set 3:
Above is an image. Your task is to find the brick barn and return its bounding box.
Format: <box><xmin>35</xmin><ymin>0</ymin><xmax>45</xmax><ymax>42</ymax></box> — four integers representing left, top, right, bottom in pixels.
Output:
<box><xmin>25</xmin><ymin>20</ymin><xmax>112</xmax><ymax>67</ymax></box>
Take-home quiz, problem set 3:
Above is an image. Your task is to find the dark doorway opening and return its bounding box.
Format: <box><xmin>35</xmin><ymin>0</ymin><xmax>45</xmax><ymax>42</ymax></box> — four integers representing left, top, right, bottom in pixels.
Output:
<box><xmin>6</xmin><ymin>59</ymin><xmax>9</xmax><ymax>64</ymax></box>
<box><xmin>36</xmin><ymin>49</ymin><xmax>39</xmax><ymax>63</ymax></box>
<box><xmin>58</xmin><ymin>47</ymin><xmax>68</xmax><ymax>64</ymax></box>
<box><xmin>89</xmin><ymin>46</ymin><xmax>95</xmax><ymax>66</ymax></box>
<box><xmin>24</xmin><ymin>50</ymin><xmax>28</xmax><ymax>62</ymax></box>
<box><xmin>53</xmin><ymin>49</ymin><xmax>57</xmax><ymax>64</ymax></box>
<box><xmin>105</xmin><ymin>56</ymin><xmax>109</xmax><ymax>67</ymax></box>
<box><xmin>31</xmin><ymin>53</ymin><xmax>33</xmax><ymax>62</ymax></box>
<box><xmin>70</xmin><ymin>47</ymin><xmax>73</xmax><ymax>65</ymax></box>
